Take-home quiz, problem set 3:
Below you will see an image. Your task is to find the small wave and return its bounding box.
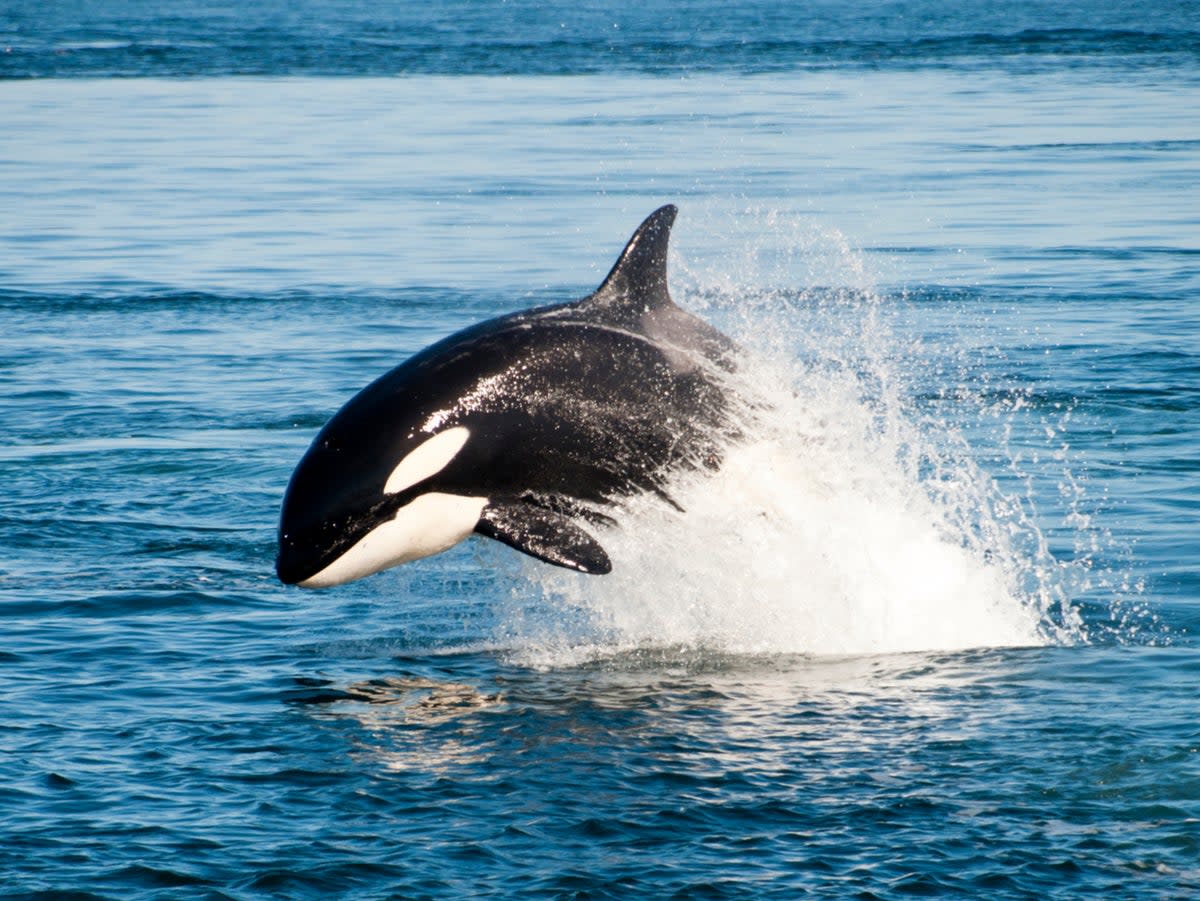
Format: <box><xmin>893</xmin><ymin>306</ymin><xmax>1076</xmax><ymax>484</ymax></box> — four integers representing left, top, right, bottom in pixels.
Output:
<box><xmin>2</xmin><ymin>23</ymin><xmax>1195</xmax><ymax>79</ymax></box>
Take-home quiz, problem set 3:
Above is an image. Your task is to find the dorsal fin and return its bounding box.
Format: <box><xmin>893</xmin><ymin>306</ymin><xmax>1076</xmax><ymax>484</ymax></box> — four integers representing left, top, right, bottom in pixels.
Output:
<box><xmin>588</xmin><ymin>205</ymin><xmax>678</xmax><ymax>313</ymax></box>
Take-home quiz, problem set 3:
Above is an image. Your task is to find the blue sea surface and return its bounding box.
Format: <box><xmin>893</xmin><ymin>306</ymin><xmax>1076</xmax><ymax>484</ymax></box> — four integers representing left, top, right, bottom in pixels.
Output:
<box><xmin>2</xmin><ymin>2</ymin><xmax>1199</xmax><ymax>899</ymax></box>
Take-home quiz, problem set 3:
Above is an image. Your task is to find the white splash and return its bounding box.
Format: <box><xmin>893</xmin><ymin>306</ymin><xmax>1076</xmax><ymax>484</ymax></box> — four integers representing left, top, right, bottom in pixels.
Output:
<box><xmin>502</xmin><ymin>211</ymin><xmax>1089</xmax><ymax>663</ymax></box>
<box><xmin>520</xmin><ymin>375</ymin><xmax>1044</xmax><ymax>659</ymax></box>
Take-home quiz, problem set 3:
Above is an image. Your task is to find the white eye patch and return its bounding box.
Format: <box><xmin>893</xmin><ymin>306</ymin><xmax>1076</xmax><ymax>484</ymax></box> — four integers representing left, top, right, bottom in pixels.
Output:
<box><xmin>384</xmin><ymin>426</ymin><xmax>471</xmax><ymax>495</ymax></box>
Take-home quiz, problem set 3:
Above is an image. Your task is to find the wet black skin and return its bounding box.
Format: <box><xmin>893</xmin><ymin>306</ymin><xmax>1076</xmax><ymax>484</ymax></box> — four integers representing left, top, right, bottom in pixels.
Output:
<box><xmin>276</xmin><ymin>205</ymin><xmax>736</xmax><ymax>585</ymax></box>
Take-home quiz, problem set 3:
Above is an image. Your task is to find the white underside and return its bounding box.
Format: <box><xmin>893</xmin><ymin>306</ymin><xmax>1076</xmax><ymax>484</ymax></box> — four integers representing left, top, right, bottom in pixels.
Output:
<box><xmin>299</xmin><ymin>492</ymin><xmax>487</xmax><ymax>588</ymax></box>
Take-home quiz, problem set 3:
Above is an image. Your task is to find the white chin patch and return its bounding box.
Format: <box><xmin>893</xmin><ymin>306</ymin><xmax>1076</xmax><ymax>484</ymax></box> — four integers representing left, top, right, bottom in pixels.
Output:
<box><xmin>384</xmin><ymin>426</ymin><xmax>471</xmax><ymax>495</ymax></box>
<box><xmin>298</xmin><ymin>492</ymin><xmax>487</xmax><ymax>589</ymax></box>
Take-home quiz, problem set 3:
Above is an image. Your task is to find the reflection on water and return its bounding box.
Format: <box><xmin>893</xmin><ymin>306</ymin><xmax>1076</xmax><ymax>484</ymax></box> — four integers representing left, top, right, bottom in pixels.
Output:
<box><xmin>295</xmin><ymin>647</ymin><xmax>1021</xmax><ymax>780</ymax></box>
<box><xmin>293</xmin><ymin>675</ymin><xmax>506</xmax><ymax>773</ymax></box>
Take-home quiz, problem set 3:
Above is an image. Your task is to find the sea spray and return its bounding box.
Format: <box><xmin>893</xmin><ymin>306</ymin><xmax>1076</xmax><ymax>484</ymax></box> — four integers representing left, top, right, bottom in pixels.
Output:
<box><xmin>503</xmin><ymin>215</ymin><xmax>1091</xmax><ymax>663</ymax></box>
<box><xmin>518</xmin><ymin>366</ymin><xmax>1048</xmax><ymax>659</ymax></box>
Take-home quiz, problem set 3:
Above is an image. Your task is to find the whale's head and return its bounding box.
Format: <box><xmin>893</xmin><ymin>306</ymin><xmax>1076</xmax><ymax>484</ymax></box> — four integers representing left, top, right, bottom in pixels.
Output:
<box><xmin>276</xmin><ymin>414</ymin><xmax>485</xmax><ymax>588</ymax></box>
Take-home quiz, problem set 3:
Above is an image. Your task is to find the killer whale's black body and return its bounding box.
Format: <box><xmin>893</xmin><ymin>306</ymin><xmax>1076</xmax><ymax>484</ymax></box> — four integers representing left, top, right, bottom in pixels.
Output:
<box><xmin>277</xmin><ymin>205</ymin><xmax>736</xmax><ymax>587</ymax></box>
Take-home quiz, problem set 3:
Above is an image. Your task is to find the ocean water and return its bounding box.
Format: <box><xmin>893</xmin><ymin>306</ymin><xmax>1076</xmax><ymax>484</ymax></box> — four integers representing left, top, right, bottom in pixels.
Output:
<box><xmin>3</xmin><ymin>1</ymin><xmax>1199</xmax><ymax>898</ymax></box>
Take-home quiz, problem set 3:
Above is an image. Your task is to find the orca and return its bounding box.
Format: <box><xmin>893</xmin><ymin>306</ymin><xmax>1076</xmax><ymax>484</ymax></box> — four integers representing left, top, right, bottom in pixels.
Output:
<box><xmin>276</xmin><ymin>205</ymin><xmax>736</xmax><ymax>588</ymax></box>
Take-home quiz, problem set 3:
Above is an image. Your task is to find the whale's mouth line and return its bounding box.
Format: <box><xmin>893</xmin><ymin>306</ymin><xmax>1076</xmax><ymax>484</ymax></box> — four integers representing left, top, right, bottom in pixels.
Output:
<box><xmin>287</xmin><ymin>493</ymin><xmax>490</xmax><ymax>589</ymax></box>
<box><xmin>276</xmin><ymin>494</ymin><xmax>408</xmax><ymax>586</ymax></box>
